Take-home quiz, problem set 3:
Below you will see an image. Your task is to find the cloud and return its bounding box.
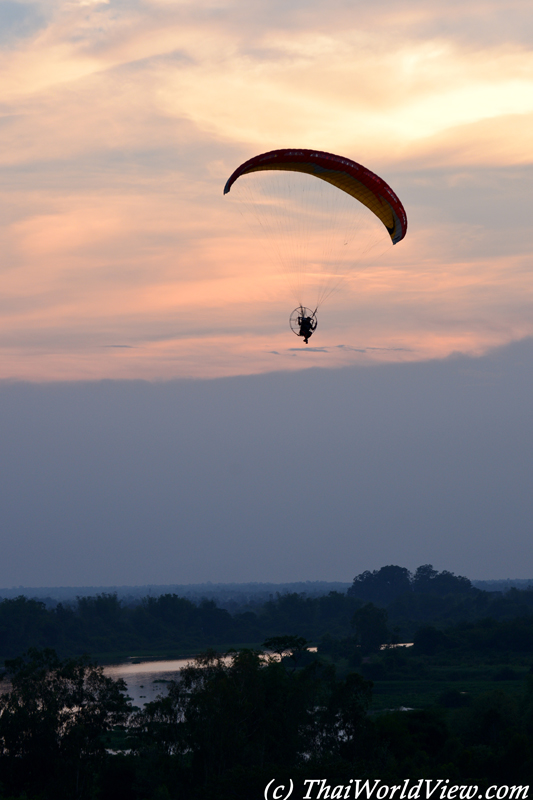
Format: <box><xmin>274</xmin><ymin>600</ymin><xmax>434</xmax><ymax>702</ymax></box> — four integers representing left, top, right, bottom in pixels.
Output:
<box><xmin>0</xmin><ymin>0</ymin><xmax>532</xmax><ymax>380</ymax></box>
<box><xmin>287</xmin><ymin>346</ymin><xmax>329</xmax><ymax>352</ymax></box>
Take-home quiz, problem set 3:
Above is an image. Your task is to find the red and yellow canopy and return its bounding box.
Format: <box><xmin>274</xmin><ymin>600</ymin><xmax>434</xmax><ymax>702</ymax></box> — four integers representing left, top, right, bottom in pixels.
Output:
<box><xmin>224</xmin><ymin>148</ymin><xmax>407</xmax><ymax>245</ymax></box>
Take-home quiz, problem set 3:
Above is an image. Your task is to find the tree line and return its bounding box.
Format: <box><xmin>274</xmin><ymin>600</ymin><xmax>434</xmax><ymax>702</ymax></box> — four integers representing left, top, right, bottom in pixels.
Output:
<box><xmin>0</xmin><ymin>590</ymin><xmax>363</xmax><ymax>660</ymax></box>
<box><xmin>1</xmin><ymin>565</ymin><xmax>533</xmax><ymax>659</ymax></box>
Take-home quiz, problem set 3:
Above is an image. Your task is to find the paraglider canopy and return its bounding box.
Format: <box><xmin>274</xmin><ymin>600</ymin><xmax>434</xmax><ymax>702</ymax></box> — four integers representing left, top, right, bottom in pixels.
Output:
<box><xmin>224</xmin><ymin>148</ymin><xmax>407</xmax><ymax>245</ymax></box>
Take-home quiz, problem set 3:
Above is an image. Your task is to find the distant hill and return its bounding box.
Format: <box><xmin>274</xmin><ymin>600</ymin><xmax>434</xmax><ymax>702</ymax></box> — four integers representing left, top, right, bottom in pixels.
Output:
<box><xmin>0</xmin><ymin>581</ymin><xmax>352</xmax><ymax>610</ymax></box>
<box><xmin>471</xmin><ymin>578</ymin><xmax>533</xmax><ymax>592</ymax></box>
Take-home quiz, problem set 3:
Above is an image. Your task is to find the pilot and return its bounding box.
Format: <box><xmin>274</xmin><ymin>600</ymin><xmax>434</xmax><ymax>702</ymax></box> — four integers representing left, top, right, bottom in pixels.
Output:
<box><xmin>298</xmin><ymin>315</ymin><xmax>317</xmax><ymax>344</ymax></box>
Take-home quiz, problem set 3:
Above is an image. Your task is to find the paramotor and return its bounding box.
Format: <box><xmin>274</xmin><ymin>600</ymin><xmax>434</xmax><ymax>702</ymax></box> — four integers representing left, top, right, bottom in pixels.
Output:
<box><xmin>224</xmin><ymin>148</ymin><xmax>407</xmax><ymax>341</ymax></box>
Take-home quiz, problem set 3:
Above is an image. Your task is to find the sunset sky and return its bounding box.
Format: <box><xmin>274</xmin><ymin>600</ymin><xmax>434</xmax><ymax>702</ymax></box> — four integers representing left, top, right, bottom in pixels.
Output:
<box><xmin>2</xmin><ymin>0</ymin><xmax>533</xmax><ymax>380</ymax></box>
<box><xmin>1</xmin><ymin>0</ymin><xmax>533</xmax><ymax>587</ymax></box>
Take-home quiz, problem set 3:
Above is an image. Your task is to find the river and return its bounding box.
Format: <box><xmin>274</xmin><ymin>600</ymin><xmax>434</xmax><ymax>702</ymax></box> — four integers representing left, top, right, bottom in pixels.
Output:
<box><xmin>103</xmin><ymin>650</ymin><xmax>293</xmax><ymax>707</ymax></box>
<box><xmin>104</xmin><ymin>658</ymin><xmax>193</xmax><ymax>707</ymax></box>
<box><xmin>1</xmin><ymin>649</ymin><xmax>319</xmax><ymax>708</ymax></box>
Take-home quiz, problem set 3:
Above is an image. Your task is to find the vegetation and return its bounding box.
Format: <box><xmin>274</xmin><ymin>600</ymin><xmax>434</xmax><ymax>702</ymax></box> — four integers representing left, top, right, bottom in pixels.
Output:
<box><xmin>1</xmin><ymin>564</ymin><xmax>533</xmax><ymax>661</ymax></box>
<box><xmin>0</xmin><ymin>564</ymin><xmax>532</xmax><ymax>797</ymax></box>
<box><xmin>0</xmin><ymin>648</ymin><xmax>130</xmax><ymax>799</ymax></box>
<box><xmin>0</xmin><ymin>590</ymin><xmax>363</xmax><ymax>660</ymax></box>
<box><xmin>1</xmin><ymin>639</ymin><xmax>533</xmax><ymax>798</ymax></box>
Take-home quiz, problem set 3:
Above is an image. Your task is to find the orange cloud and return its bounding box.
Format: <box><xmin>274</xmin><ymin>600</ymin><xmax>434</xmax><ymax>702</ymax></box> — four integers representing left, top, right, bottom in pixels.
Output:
<box><xmin>1</xmin><ymin>0</ymin><xmax>532</xmax><ymax>380</ymax></box>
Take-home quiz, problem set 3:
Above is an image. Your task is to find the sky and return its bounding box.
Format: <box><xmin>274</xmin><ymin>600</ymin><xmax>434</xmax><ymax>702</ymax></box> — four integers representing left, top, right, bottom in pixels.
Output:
<box><xmin>1</xmin><ymin>339</ymin><xmax>533</xmax><ymax>587</ymax></box>
<box><xmin>1</xmin><ymin>0</ymin><xmax>532</xmax><ymax>585</ymax></box>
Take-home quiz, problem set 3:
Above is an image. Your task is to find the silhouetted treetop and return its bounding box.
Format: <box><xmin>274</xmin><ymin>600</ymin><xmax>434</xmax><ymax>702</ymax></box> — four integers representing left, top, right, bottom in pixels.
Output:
<box><xmin>348</xmin><ymin>564</ymin><xmax>473</xmax><ymax>606</ymax></box>
<box><xmin>347</xmin><ymin>565</ymin><xmax>411</xmax><ymax>605</ymax></box>
<box><xmin>412</xmin><ymin>564</ymin><xmax>472</xmax><ymax>595</ymax></box>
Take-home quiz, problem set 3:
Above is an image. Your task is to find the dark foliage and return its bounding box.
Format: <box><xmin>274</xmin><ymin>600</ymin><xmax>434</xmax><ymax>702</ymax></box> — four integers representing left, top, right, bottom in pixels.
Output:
<box><xmin>348</xmin><ymin>563</ymin><xmax>474</xmax><ymax>605</ymax></box>
<box><xmin>2</xmin><ymin>636</ymin><xmax>533</xmax><ymax>798</ymax></box>
<box><xmin>0</xmin><ymin>648</ymin><xmax>130</xmax><ymax>799</ymax></box>
<box><xmin>2</xmin><ymin>569</ymin><xmax>533</xmax><ymax>661</ymax></box>
<box><xmin>351</xmin><ymin>603</ymin><xmax>395</xmax><ymax>653</ymax></box>
<box><xmin>0</xmin><ymin>591</ymin><xmax>363</xmax><ymax>660</ymax></box>
<box><xmin>348</xmin><ymin>565</ymin><xmax>412</xmax><ymax>605</ymax></box>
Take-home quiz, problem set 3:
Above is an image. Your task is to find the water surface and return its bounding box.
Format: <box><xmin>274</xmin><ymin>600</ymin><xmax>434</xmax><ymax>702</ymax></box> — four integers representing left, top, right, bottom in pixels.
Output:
<box><xmin>104</xmin><ymin>658</ymin><xmax>193</xmax><ymax>707</ymax></box>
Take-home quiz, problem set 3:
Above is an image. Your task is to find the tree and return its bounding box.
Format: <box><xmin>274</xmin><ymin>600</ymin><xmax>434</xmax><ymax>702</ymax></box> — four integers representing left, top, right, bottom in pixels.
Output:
<box><xmin>311</xmin><ymin>670</ymin><xmax>373</xmax><ymax>763</ymax></box>
<box><xmin>412</xmin><ymin>564</ymin><xmax>472</xmax><ymax>596</ymax></box>
<box><xmin>348</xmin><ymin>566</ymin><xmax>412</xmax><ymax>605</ymax></box>
<box><xmin>351</xmin><ymin>603</ymin><xmax>391</xmax><ymax>654</ymax></box>
<box><xmin>135</xmin><ymin>649</ymin><xmax>314</xmax><ymax>778</ymax></box>
<box><xmin>134</xmin><ymin>646</ymin><xmax>374</xmax><ymax>794</ymax></box>
<box><xmin>0</xmin><ymin>648</ymin><xmax>131</xmax><ymax>799</ymax></box>
<box><xmin>0</xmin><ymin>596</ymin><xmax>55</xmax><ymax>657</ymax></box>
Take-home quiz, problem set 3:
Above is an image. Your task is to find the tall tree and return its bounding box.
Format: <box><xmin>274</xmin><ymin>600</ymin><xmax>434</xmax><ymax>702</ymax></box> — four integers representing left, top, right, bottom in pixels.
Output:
<box><xmin>348</xmin><ymin>565</ymin><xmax>412</xmax><ymax>605</ymax></box>
<box><xmin>0</xmin><ymin>648</ymin><xmax>131</xmax><ymax>799</ymax></box>
<box><xmin>134</xmin><ymin>646</ymin><xmax>373</xmax><ymax>793</ymax></box>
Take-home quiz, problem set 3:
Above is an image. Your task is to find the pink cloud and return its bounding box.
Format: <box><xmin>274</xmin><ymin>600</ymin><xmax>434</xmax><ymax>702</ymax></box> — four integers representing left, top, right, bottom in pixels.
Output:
<box><xmin>1</xmin><ymin>0</ymin><xmax>532</xmax><ymax>380</ymax></box>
